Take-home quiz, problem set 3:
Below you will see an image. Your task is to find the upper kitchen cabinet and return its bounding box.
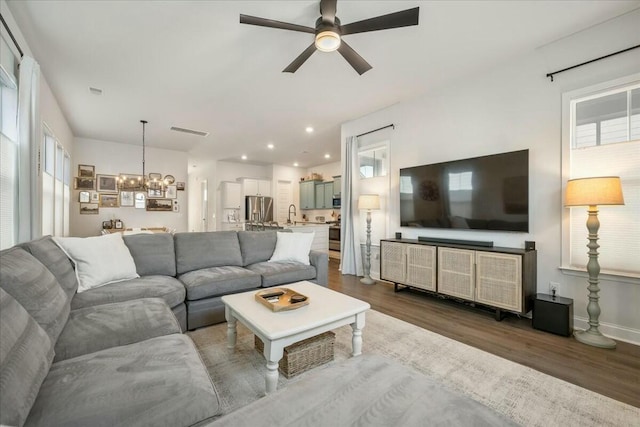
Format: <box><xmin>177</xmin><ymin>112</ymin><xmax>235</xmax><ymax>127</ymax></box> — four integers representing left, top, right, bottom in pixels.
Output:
<box><xmin>315</xmin><ymin>182</ymin><xmax>334</xmax><ymax>209</ymax></box>
<box><xmin>332</xmin><ymin>176</ymin><xmax>341</xmax><ymax>197</ymax></box>
<box><xmin>239</xmin><ymin>178</ymin><xmax>271</xmax><ymax>197</ymax></box>
<box><xmin>220</xmin><ymin>181</ymin><xmax>242</xmax><ymax>209</ymax></box>
<box><xmin>300</xmin><ymin>181</ymin><xmax>316</xmax><ymax>210</ymax></box>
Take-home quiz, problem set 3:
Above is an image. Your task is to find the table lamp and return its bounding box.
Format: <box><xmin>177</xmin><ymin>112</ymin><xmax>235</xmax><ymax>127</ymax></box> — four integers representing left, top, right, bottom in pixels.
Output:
<box><xmin>358</xmin><ymin>194</ymin><xmax>380</xmax><ymax>285</ymax></box>
<box><xmin>564</xmin><ymin>176</ymin><xmax>624</xmax><ymax>349</ymax></box>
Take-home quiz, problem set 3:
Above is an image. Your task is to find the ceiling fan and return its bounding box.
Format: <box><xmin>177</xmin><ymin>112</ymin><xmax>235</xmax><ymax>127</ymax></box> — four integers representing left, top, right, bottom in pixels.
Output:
<box><xmin>239</xmin><ymin>0</ymin><xmax>419</xmax><ymax>75</ymax></box>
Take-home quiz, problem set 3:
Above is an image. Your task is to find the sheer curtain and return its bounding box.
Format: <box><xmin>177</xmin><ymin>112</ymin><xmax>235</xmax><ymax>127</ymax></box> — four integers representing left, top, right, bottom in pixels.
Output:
<box><xmin>17</xmin><ymin>56</ymin><xmax>41</xmax><ymax>243</ymax></box>
<box><xmin>340</xmin><ymin>136</ymin><xmax>363</xmax><ymax>276</ymax></box>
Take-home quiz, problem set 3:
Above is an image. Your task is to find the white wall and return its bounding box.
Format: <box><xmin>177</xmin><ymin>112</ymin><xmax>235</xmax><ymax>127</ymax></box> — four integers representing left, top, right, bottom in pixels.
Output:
<box><xmin>341</xmin><ymin>10</ymin><xmax>640</xmax><ymax>343</ymax></box>
<box><xmin>187</xmin><ymin>158</ymin><xmax>216</xmax><ymax>232</ymax></box>
<box><xmin>71</xmin><ymin>138</ymin><xmax>188</xmax><ymax>236</ymax></box>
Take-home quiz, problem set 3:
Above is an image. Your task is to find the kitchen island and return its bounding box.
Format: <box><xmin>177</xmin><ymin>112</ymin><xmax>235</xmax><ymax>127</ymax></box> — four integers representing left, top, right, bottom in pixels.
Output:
<box><xmin>283</xmin><ymin>223</ymin><xmax>329</xmax><ymax>253</ymax></box>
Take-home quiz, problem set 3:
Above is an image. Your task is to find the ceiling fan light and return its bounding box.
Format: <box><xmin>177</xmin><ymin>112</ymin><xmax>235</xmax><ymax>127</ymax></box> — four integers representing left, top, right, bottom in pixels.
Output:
<box><xmin>315</xmin><ymin>31</ymin><xmax>341</xmax><ymax>52</ymax></box>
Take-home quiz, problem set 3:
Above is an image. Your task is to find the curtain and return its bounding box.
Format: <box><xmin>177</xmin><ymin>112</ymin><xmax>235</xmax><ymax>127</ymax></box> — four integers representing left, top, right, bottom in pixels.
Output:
<box><xmin>340</xmin><ymin>136</ymin><xmax>363</xmax><ymax>276</ymax></box>
<box><xmin>17</xmin><ymin>56</ymin><xmax>41</xmax><ymax>243</ymax></box>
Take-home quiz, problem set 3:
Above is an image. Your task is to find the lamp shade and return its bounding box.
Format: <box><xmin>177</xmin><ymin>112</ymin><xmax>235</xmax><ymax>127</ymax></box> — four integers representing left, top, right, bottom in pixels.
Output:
<box><xmin>358</xmin><ymin>194</ymin><xmax>380</xmax><ymax>210</ymax></box>
<box><xmin>565</xmin><ymin>176</ymin><xmax>624</xmax><ymax>207</ymax></box>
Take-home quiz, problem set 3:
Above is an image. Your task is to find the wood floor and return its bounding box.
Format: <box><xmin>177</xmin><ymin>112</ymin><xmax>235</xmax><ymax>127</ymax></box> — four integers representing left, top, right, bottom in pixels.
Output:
<box><xmin>326</xmin><ymin>259</ymin><xmax>640</xmax><ymax>408</ymax></box>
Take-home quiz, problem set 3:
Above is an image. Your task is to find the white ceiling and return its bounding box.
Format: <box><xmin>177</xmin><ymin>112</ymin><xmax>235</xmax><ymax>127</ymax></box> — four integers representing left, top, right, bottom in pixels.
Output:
<box><xmin>6</xmin><ymin>0</ymin><xmax>640</xmax><ymax>168</ymax></box>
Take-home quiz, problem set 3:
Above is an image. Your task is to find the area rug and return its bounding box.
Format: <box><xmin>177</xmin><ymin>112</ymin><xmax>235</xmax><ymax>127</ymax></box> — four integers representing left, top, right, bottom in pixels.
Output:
<box><xmin>188</xmin><ymin>310</ymin><xmax>639</xmax><ymax>426</ymax></box>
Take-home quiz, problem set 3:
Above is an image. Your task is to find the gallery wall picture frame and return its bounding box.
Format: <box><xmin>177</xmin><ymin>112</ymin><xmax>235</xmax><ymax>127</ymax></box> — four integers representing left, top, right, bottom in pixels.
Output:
<box><xmin>147</xmin><ymin>198</ymin><xmax>173</xmax><ymax>212</ymax></box>
<box><xmin>135</xmin><ymin>192</ymin><xmax>146</xmax><ymax>209</ymax></box>
<box><xmin>97</xmin><ymin>174</ymin><xmax>118</xmax><ymax>192</ymax></box>
<box><xmin>173</xmin><ymin>200</ymin><xmax>180</xmax><ymax>212</ymax></box>
<box><xmin>148</xmin><ymin>188</ymin><xmax>163</xmax><ymax>198</ymax></box>
<box><xmin>74</xmin><ymin>177</ymin><xmax>95</xmax><ymax>190</ymax></box>
<box><xmin>114</xmin><ymin>219</ymin><xmax>123</xmax><ymax>229</ymax></box>
<box><xmin>119</xmin><ymin>174</ymin><xmax>144</xmax><ymax>191</ymax></box>
<box><xmin>163</xmin><ymin>175</ymin><xmax>175</xmax><ymax>185</ymax></box>
<box><xmin>99</xmin><ymin>193</ymin><xmax>119</xmax><ymax>208</ymax></box>
<box><xmin>80</xmin><ymin>203</ymin><xmax>99</xmax><ymax>215</ymax></box>
<box><xmin>78</xmin><ymin>191</ymin><xmax>90</xmax><ymax>203</ymax></box>
<box><xmin>78</xmin><ymin>164</ymin><xmax>95</xmax><ymax>178</ymax></box>
<box><xmin>165</xmin><ymin>185</ymin><xmax>177</xmax><ymax>199</ymax></box>
<box><xmin>148</xmin><ymin>173</ymin><xmax>162</xmax><ymax>182</ymax></box>
<box><xmin>91</xmin><ymin>192</ymin><xmax>100</xmax><ymax>202</ymax></box>
<box><xmin>120</xmin><ymin>191</ymin><xmax>134</xmax><ymax>207</ymax></box>
<box><xmin>148</xmin><ymin>180</ymin><xmax>163</xmax><ymax>191</ymax></box>
<box><xmin>176</xmin><ymin>182</ymin><xmax>185</xmax><ymax>191</ymax></box>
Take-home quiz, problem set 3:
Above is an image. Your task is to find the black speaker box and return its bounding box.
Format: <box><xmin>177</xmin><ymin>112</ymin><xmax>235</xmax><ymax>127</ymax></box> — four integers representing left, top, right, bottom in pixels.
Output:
<box><xmin>525</xmin><ymin>241</ymin><xmax>536</xmax><ymax>250</ymax></box>
<box><xmin>533</xmin><ymin>294</ymin><xmax>573</xmax><ymax>337</ymax></box>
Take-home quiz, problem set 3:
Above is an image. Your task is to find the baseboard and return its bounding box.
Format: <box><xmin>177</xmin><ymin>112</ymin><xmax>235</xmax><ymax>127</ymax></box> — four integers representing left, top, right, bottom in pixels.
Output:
<box><xmin>573</xmin><ymin>317</ymin><xmax>640</xmax><ymax>346</ymax></box>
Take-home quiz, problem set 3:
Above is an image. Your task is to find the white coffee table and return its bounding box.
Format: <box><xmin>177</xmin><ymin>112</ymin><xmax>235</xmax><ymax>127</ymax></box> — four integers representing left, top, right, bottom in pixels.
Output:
<box><xmin>222</xmin><ymin>281</ymin><xmax>370</xmax><ymax>394</ymax></box>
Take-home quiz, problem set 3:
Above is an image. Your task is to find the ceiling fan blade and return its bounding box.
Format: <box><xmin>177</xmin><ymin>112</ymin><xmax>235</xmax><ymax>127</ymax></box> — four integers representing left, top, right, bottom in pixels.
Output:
<box><xmin>240</xmin><ymin>14</ymin><xmax>315</xmax><ymax>33</ymax></box>
<box><xmin>283</xmin><ymin>44</ymin><xmax>317</xmax><ymax>73</ymax></box>
<box><xmin>337</xmin><ymin>40</ymin><xmax>372</xmax><ymax>75</ymax></box>
<box><xmin>320</xmin><ymin>0</ymin><xmax>337</xmax><ymax>24</ymax></box>
<box><xmin>340</xmin><ymin>7</ymin><xmax>419</xmax><ymax>35</ymax></box>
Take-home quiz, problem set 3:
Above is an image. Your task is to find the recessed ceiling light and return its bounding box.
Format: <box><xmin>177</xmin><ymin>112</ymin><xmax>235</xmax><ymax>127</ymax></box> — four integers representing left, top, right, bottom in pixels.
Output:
<box><xmin>305</xmin><ymin>127</ymin><xmax>314</xmax><ymax>133</ymax></box>
<box><xmin>267</xmin><ymin>143</ymin><xmax>274</xmax><ymax>149</ymax></box>
<box><xmin>241</xmin><ymin>155</ymin><xmax>247</xmax><ymax>160</ymax></box>
<box><xmin>293</xmin><ymin>162</ymin><xmax>299</xmax><ymax>167</ymax></box>
<box><xmin>88</xmin><ymin>87</ymin><xmax>103</xmax><ymax>95</ymax></box>
<box><xmin>324</xmin><ymin>154</ymin><xmax>331</xmax><ymax>159</ymax></box>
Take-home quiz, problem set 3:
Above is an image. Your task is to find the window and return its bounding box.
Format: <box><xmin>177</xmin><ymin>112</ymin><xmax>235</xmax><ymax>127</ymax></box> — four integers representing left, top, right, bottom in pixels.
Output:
<box><xmin>0</xmin><ymin>36</ymin><xmax>19</xmax><ymax>249</ymax></box>
<box><xmin>359</xmin><ymin>146</ymin><xmax>388</xmax><ymax>178</ymax></box>
<box><xmin>562</xmin><ymin>76</ymin><xmax>640</xmax><ymax>277</ymax></box>
<box><xmin>42</xmin><ymin>126</ymin><xmax>71</xmax><ymax>237</ymax></box>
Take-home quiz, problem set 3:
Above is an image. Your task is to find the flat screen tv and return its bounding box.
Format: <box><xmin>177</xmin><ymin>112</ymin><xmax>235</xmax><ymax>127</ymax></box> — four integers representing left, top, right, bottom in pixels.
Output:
<box><xmin>400</xmin><ymin>149</ymin><xmax>529</xmax><ymax>232</ymax></box>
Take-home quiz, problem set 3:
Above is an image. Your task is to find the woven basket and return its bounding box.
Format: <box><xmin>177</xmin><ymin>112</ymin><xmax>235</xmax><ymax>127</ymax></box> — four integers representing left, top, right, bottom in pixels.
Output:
<box><xmin>254</xmin><ymin>331</ymin><xmax>335</xmax><ymax>378</ymax></box>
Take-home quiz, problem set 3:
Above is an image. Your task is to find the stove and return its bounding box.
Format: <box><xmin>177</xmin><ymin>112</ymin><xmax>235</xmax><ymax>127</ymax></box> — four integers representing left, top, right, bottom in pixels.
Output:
<box><xmin>328</xmin><ymin>224</ymin><xmax>340</xmax><ymax>252</ymax></box>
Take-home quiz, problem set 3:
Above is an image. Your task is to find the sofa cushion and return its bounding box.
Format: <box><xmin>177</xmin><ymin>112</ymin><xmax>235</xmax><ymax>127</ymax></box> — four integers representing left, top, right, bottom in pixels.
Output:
<box><xmin>123</xmin><ymin>233</ymin><xmax>177</xmax><ymax>277</ymax></box>
<box><xmin>246</xmin><ymin>261</ymin><xmax>316</xmax><ymax>287</ymax></box>
<box><xmin>55</xmin><ymin>298</ymin><xmax>181</xmax><ymax>362</ymax></box>
<box><xmin>237</xmin><ymin>230</ymin><xmax>277</xmax><ymax>266</ymax></box>
<box><xmin>70</xmin><ymin>275</ymin><xmax>185</xmax><ymax>310</ymax></box>
<box><xmin>25</xmin><ymin>334</ymin><xmax>220</xmax><ymax>427</ymax></box>
<box><xmin>174</xmin><ymin>231</ymin><xmax>243</xmax><ymax>274</ymax></box>
<box><xmin>0</xmin><ymin>247</ymin><xmax>70</xmax><ymax>342</ymax></box>
<box><xmin>54</xmin><ymin>233</ymin><xmax>139</xmax><ymax>292</ymax></box>
<box><xmin>19</xmin><ymin>235</ymin><xmax>79</xmax><ymax>299</ymax></box>
<box><xmin>0</xmin><ymin>289</ymin><xmax>54</xmax><ymax>427</ymax></box>
<box><xmin>179</xmin><ymin>266</ymin><xmax>261</xmax><ymax>300</ymax></box>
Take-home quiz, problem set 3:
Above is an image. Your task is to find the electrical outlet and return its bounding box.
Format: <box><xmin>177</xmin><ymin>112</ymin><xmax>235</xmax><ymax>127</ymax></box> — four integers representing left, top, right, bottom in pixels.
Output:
<box><xmin>549</xmin><ymin>281</ymin><xmax>560</xmax><ymax>296</ymax></box>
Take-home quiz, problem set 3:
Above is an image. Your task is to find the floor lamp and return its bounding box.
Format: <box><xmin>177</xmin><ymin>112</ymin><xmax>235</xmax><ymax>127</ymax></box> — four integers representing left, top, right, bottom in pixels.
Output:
<box><xmin>564</xmin><ymin>176</ymin><xmax>624</xmax><ymax>349</ymax></box>
<box><xmin>358</xmin><ymin>194</ymin><xmax>380</xmax><ymax>285</ymax></box>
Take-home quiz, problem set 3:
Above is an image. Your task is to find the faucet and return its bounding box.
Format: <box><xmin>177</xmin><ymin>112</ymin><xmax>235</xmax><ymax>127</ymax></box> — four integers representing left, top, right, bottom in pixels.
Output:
<box><xmin>287</xmin><ymin>204</ymin><xmax>297</xmax><ymax>224</ymax></box>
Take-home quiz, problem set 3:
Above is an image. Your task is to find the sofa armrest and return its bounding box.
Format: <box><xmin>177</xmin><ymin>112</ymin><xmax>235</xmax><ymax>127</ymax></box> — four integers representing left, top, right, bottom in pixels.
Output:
<box><xmin>309</xmin><ymin>250</ymin><xmax>328</xmax><ymax>287</ymax></box>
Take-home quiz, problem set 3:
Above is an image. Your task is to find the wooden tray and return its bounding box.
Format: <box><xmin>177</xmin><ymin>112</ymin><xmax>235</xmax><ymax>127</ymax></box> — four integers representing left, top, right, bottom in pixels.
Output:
<box><xmin>255</xmin><ymin>288</ymin><xmax>310</xmax><ymax>312</ymax></box>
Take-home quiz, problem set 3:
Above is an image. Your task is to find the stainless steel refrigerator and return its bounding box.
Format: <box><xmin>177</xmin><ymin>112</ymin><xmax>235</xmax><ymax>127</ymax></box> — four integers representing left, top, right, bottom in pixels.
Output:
<box><xmin>245</xmin><ymin>196</ymin><xmax>274</xmax><ymax>222</ymax></box>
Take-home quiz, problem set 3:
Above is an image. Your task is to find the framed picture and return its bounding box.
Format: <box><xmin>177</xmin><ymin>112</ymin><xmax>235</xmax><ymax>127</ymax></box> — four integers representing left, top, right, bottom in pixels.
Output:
<box><xmin>114</xmin><ymin>220</ymin><xmax>123</xmax><ymax>229</ymax></box>
<box><xmin>79</xmin><ymin>203</ymin><xmax>99</xmax><ymax>215</ymax></box>
<box><xmin>173</xmin><ymin>200</ymin><xmax>180</xmax><ymax>212</ymax></box>
<box><xmin>148</xmin><ymin>188</ymin><xmax>163</xmax><ymax>198</ymax></box>
<box><xmin>119</xmin><ymin>174</ymin><xmax>144</xmax><ymax>191</ymax></box>
<box><xmin>97</xmin><ymin>174</ymin><xmax>118</xmax><ymax>192</ymax></box>
<box><xmin>165</xmin><ymin>185</ymin><xmax>177</xmax><ymax>199</ymax></box>
<box><xmin>120</xmin><ymin>191</ymin><xmax>134</xmax><ymax>207</ymax></box>
<box><xmin>78</xmin><ymin>191</ymin><xmax>90</xmax><ymax>203</ymax></box>
<box><xmin>176</xmin><ymin>182</ymin><xmax>185</xmax><ymax>191</ymax></box>
<box><xmin>102</xmin><ymin>220</ymin><xmax>113</xmax><ymax>229</ymax></box>
<box><xmin>99</xmin><ymin>193</ymin><xmax>119</xmax><ymax>208</ymax></box>
<box><xmin>148</xmin><ymin>180</ymin><xmax>163</xmax><ymax>191</ymax></box>
<box><xmin>91</xmin><ymin>192</ymin><xmax>100</xmax><ymax>202</ymax></box>
<box><xmin>146</xmin><ymin>198</ymin><xmax>173</xmax><ymax>212</ymax></box>
<box><xmin>78</xmin><ymin>164</ymin><xmax>95</xmax><ymax>178</ymax></box>
<box><xmin>74</xmin><ymin>177</ymin><xmax>95</xmax><ymax>190</ymax></box>
<box><xmin>163</xmin><ymin>174</ymin><xmax>175</xmax><ymax>185</ymax></box>
<box><xmin>148</xmin><ymin>172</ymin><xmax>162</xmax><ymax>182</ymax></box>
<box><xmin>134</xmin><ymin>192</ymin><xmax>146</xmax><ymax>209</ymax></box>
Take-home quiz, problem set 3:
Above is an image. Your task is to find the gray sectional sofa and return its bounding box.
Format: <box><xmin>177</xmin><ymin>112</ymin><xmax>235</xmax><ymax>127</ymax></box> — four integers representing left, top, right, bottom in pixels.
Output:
<box><xmin>0</xmin><ymin>230</ymin><xmax>328</xmax><ymax>427</ymax></box>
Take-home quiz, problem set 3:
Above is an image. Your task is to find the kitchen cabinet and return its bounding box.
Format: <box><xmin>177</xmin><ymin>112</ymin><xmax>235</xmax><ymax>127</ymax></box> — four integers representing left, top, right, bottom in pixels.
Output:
<box><xmin>314</xmin><ymin>182</ymin><xmax>334</xmax><ymax>209</ymax></box>
<box><xmin>240</xmin><ymin>178</ymin><xmax>271</xmax><ymax>197</ymax></box>
<box><xmin>332</xmin><ymin>176</ymin><xmax>341</xmax><ymax>197</ymax></box>
<box><xmin>220</xmin><ymin>181</ymin><xmax>242</xmax><ymax>209</ymax></box>
<box><xmin>300</xmin><ymin>181</ymin><xmax>316</xmax><ymax>210</ymax></box>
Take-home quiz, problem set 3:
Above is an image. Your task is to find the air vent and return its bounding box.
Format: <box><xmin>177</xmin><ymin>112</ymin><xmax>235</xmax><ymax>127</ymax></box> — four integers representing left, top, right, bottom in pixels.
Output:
<box><xmin>170</xmin><ymin>126</ymin><xmax>209</xmax><ymax>137</ymax></box>
<box><xmin>88</xmin><ymin>87</ymin><xmax>103</xmax><ymax>95</ymax></box>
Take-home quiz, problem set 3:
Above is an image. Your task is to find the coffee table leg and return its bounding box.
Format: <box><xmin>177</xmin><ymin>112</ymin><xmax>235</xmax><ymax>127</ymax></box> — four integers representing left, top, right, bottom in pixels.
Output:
<box><xmin>351</xmin><ymin>312</ymin><xmax>366</xmax><ymax>357</ymax></box>
<box><xmin>225</xmin><ymin>307</ymin><xmax>237</xmax><ymax>349</ymax></box>
<box><xmin>264</xmin><ymin>340</ymin><xmax>284</xmax><ymax>395</ymax></box>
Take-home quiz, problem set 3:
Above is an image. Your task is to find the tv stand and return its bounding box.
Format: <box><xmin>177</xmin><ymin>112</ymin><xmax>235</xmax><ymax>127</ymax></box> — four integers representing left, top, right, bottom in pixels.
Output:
<box><xmin>381</xmin><ymin>239</ymin><xmax>536</xmax><ymax>320</ymax></box>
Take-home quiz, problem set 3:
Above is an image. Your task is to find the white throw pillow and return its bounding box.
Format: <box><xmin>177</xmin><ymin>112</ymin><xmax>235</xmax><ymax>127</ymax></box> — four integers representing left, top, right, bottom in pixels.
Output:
<box><xmin>54</xmin><ymin>233</ymin><xmax>139</xmax><ymax>293</ymax></box>
<box><xmin>268</xmin><ymin>231</ymin><xmax>315</xmax><ymax>265</ymax></box>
